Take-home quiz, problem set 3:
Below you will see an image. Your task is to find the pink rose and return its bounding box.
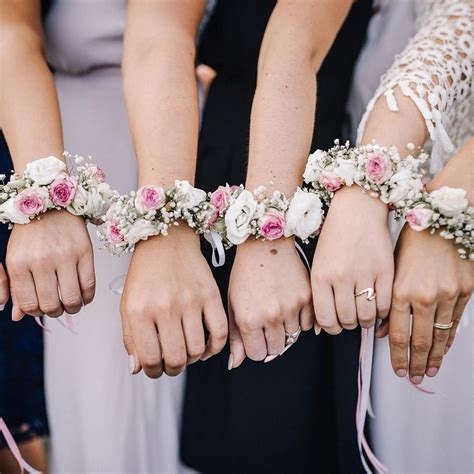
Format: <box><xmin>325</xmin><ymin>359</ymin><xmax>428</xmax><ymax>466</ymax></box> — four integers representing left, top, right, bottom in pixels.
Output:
<box><xmin>210</xmin><ymin>186</ymin><xmax>231</xmax><ymax>212</ymax></box>
<box><xmin>405</xmin><ymin>208</ymin><xmax>434</xmax><ymax>232</ymax></box>
<box><xmin>135</xmin><ymin>185</ymin><xmax>165</xmax><ymax>213</ymax></box>
<box><xmin>320</xmin><ymin>172</ymin><xmax>343</xmax><ymax>192</ymax></box>
<box><xmin>84</xmin><ymin>165</ymin><xmax>106</xmax><ymax>183</ymax></box>
<box><xmin>366</xmin><ymin>152</ymin><xmax>392</xmax><ymax>184</ymax></box>
<box><xmin>16</xmin><ymin>188</ymin><xmax>47</xmax><ymax>216</ymax></box>
<box><xmin>260</xmin><ymin>211</ymin><xmax>285</xmax><ymax>240</ymax></box>
<box><xmin>208</xmin><ymin>208</ymin><xmax>220</xmax><ymax>226</ymax></box>
<box><xmin>106</xmin><ymin>221</ymin><xmax>124</xmax><ymax>244</ymax></box>
<box><xmin>50</xmin><ymin>173</ymin><xmax>77</xmax><ymax>207</ymax></box>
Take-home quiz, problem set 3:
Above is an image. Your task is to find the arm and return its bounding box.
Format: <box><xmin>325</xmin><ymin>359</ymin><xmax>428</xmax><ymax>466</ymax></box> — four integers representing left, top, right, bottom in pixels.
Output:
<box><xmin>120</xmin><ymin>1</ymin><xmax>227</xmax><ymax>379</ymax></box>
<box><xmin>229</xmin><ymin>0</ymin><xmax>352</xmax><ymax>367</ymax></box>
<box><xmin>0</xmin><ymin>0</ymin><xmax>95</xmax><ymax>321</ymax></box>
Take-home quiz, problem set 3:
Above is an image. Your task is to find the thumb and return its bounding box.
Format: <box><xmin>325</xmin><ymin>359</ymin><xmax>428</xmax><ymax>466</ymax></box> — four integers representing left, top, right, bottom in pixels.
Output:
<box><xmin>228</xmin><ymin>303</ymin><xmax>246</xmax><ymax>370</ymax></box>
<box><xmin>121</xmin><ymin>308</ymin><xmax>141</xmax><ymax>375</ymax></box>
<box><xmin>0</xmin><ymin>263</ymin><xmax>10</xmax><ymax>310</ymax></box>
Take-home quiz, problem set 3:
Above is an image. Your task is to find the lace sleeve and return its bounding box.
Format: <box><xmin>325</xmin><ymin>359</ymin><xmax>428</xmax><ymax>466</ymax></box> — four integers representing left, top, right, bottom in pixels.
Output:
<box><xmin>357</xmin><ymin>0</ymin><xmax>473</xmax><ymax>173</ymax></box>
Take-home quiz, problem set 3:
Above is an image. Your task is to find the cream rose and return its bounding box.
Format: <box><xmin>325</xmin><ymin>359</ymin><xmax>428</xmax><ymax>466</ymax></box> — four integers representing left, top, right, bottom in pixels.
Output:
<box><xmin>0</xmin><ymin>198</ymin><xmax>30</xmax><ymax>224</ymax></box>
<box><xmin>225</xmin><ymin>190</ymin><xmax>257</xmax><ymax>245</ymax></box>
<box><xmin>386</xmin><ymin>169</ymin><xmax>422</xmax><ymax>204</ymax></box>
<box><xmin>174</xmin><ymin>180</ymin><xmax>207</xmax><ymax>210</ymax></box>
<box><xmin>430</xmin><ymin>187</ymin><xmax>468</xmax><ymax>217</ymax></box>
<box><xmin>25</xmin><ymin>156</ymin><xmax>66</xmax><ymax>185</ymax></box>
<box><xmin>334</xmin><ymin>159</ymin><xmax>357</xmax><ymax>186</ymax></box>
<box><xmin>284</xmin><ymin>188</ymin><xmax>323</xmax><ymax>240</ymax></box>
<box><xmin>125</xmin><ymin>219</ymin><xmax>159</xmax><ymax>245</ymax></box>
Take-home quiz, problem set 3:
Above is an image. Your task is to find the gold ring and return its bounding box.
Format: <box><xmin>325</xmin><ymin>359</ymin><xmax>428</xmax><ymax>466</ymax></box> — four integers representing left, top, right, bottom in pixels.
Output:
<box><xmin>354</xmin><ymin>287</ymin><xmax>376</xmax><ymax>301</ymax></box>
<box><xmin>434</xmin><ymin>321</ymin><xmax>453</xmax><ymax>330</ymax></box>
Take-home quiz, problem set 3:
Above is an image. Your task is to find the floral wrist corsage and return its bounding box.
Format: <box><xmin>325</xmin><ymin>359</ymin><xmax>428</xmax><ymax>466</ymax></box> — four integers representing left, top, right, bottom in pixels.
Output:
<box><xmin>0</xmin><ymin>154</ymin><xmax>116</xmax><ymax>227</ymax></box>
<box><xmin>209</xmin><ymin>185</ymin><xmax>324</xmax><ymax>247</ymax></box>
<box><xmin>403</xmin><ymin>186</ymin><xmax>474</xmax><ymax>260</ymax></box>
<box><xmin>303</xmin><ymin>140</ymin><xmax>428</xmax><ymax>209</ymax></box>
<box><xmin>99</xmin><ymin>180</ymin><xmax>214</xmax><ymax>255</ymax></box>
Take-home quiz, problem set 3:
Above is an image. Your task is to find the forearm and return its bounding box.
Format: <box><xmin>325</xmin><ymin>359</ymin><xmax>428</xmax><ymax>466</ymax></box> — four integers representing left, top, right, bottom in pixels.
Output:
<box><xmin>122</xmin><ymin>2</ymin><xmax>204</xmax><ymax>188</ymax></box>
<box><xmin>0</xmin><ymin>5</ymin><xmax>63</xmax><ymax>171</ymax></box>
<box><xmin>426</xmin><ymin>138</ymin><xmax>473</xmax><ymax>203</ymax></box>
<box><xmin>246</xmin><ymin>0</ymin><xmax>351</xmax><ymax>195</ymax></box>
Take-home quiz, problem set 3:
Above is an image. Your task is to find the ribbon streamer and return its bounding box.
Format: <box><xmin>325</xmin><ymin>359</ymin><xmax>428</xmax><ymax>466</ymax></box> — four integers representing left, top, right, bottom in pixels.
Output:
<box><xmin>203</xmin><ymin>231</ymin><xmax>226</xmax><ymax>268</ymax></box>
<box><xmin>0</xmin><ymin>418</ymin><xmax>42</xmax><ymax>474</ymax></box>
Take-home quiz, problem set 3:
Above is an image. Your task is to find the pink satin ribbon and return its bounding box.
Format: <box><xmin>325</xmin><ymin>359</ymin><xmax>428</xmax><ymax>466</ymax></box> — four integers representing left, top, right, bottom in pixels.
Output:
<box><xmin>0</xmin><ymin>418</ymin><xmax>42</xmax><ymax>473</ymax></box>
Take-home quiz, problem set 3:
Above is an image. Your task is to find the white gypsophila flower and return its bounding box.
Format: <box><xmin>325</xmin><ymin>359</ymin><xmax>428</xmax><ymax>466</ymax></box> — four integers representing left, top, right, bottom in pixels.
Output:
<box><xmin>25</xmin><ymin>156</ymin><xmax>66</xmax><ymax>185</ymax></box>
<box><xmin>0</xmin><ymin>198</ymin><xmax>30</xmax><ymax>224</ymax></box>
<box><xmin>284</xmin><ymin>188</ymin><xmax>323</xmax><ymax>241</ymax></box>
<box><xmin>174</xmin><ymin>180</ymin><xmax>207</xmax><ymax>210</ymax></box>
<box><xmin>303</xmin><ymin>150</ymin><xmax>326</xmax><ymax>184</ymax></box>
<box><xmin>334</xmin><ymin>159</ymin><xmax>357</xmax><ymax>186</ymax></box>
<box><xmin>224</xmin><ymin>189</ymin><xmax>258</xmax><ymax>245</ymax></box>
<box><xmin>125</xmin><ymin>218</ymin><xmax>159</xmax><ymax>245</ymax></box>
<box><xmin>430</xmin><ymin>187</ymin><xmax>468</xmax><ymax>217</ymax></box>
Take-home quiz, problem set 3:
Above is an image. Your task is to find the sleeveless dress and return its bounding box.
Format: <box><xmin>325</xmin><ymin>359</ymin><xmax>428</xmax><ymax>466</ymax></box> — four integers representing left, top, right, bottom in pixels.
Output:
<box><xmin>43</xmin><ymin>1</ymin><xmax>212</xmax><ymax>471</ymax></box>
<box><xmin>0</xmin><ymin>0</ymin><xmax>52</xmax><ymax>451</ymax></box>
<box><xmin>350</xmin><ymin>1</ymin><xmax>473</xmax><ymax>471</ymax></box>
<box><xmin>181</xmin><ymin>2</ymin><xmax>373</xmax><ymax>473</ymax></box>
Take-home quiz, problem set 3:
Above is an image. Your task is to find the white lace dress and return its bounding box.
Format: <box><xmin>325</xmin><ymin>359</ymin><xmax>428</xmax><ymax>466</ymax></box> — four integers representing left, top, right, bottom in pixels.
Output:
<box><xmin>350</xmin><ymin>0</ymin><xmax>473</xmax><ymax>472</ymax></box>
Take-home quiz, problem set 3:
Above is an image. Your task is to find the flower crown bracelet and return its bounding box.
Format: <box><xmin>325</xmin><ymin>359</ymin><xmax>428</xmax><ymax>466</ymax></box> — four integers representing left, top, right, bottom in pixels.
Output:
<box><xmin>99</xmin><ymin>180</ymin><xmax>214</xmax><ymax>255</ymax></box>
<box><xmin>208</xmin><ymin>184</ymin><xmax>323</xmax><ymax>247</ymax></box>
<box><xmin>302</xmin><ymin>140</ymin><xmax>428</xmax><ymax>209</ymax></box>
<box><xmin>403</xmin><ymin>186</ymin><xmax>473</xmax><ymax>260</ymax></box>
<box><xmin>0</xmin><ymin>154</ymin><xmax>117</xmax><ymax>227</ymax></box>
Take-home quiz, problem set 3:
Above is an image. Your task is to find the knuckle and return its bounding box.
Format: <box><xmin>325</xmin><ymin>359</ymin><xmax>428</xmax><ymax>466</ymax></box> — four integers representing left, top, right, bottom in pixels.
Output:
<box><xmin>377</xmin><ymin>304</ymin><xmax>391</xmax><ymax>317</ymax></box>
<box><xmin>390</xmin><ymin>332</ymin><xmax>409</xmax><ymax>349</ymax></box>
<box><xmin>414</xmin><ymin>291</ymin><xmax>437</xmax><ymax>307</ymax></box>
<box><xmin>141</xmin><ymin>357</ymin><xmax>161</xmax><ymax>371</ymax></box>
<box><xmin>411</xmin><ymin>338</ymin><xmax>431</xmax><ymax>353</ymax></box>
<box><xmin>264</xmin><ymin>309</ymin><xmax>282</xmax><ymax>326</ymax></box>
<box><xmin>391</xmin><ymin>356</ymin><xmax>406</xmax><ymax>368</ymax></box>
<box><xmin>179</xmin><ymin>291</ymin><xmax>196</xmax><ymax>309</ymax></box>
<box><xmin>20</xmin><ymin>302</ymin><xmax>40</xmax><ymax>315</ymax></box>
<box><xmin>410</xmin><ymin>364</ymin><xmax>426</xmax><ymax>374</ymax></box>
<box><xmin>63</xmin><ymin>295</ymin><xmax>82</xmax><ymax>309</ymax></box>
<box><xmin>81</xmin><ymin>277</ymin><xmax>96</xmax><ymax>293</ymax></box>
<box><xmin>428</xmin><ymin>354</ymin><xmax>444</xmax><ymax>365</ymax></box>
<box><xmin>212</xmin><ymin>324</ymin><xmax>228</xmax><ymax>342</ymax></box>
<box><xmin>316</xmin><ymin>315</ymin><xmax>335</xmax><ymax>329</ymax></box>
<box><xmin>439</xmin><ymin>285</ymin><xmax>458</xmax><ymax>300</ymax></box>
<box><xmin>236</xmin><ymin>314</ymin><xmax>259</xmax><ymax>333</ymax></box>
<box><xmin>187</xmin><ymin>344</ymin><xmax>205</xmax><ymax>359</ymax></box>
<box><xmin>40</xmin><ymin>303</ymin><xmax>62</xmax><ymax>315</ymax></box>
<box><xmin>433</xmin><ymin>330</ymin><xmax>449</xmax><ymax>342</ymax></box>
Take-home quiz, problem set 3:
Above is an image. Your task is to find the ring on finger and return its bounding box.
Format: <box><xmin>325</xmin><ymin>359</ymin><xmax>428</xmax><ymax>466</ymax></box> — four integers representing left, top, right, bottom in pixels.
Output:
<box><xmin>284</xmin><ymin>326</ymin><xmax>302</xmax><ymax>345</ymax></box>
<box><xmin>433</xmin><ymin>321</ymin><xmax>453</xmax><ymax>330</ymax></box>
<box><xmin>354</xmin><ymin>287</ymin><xmax>376</xmax><ymax>301</ymax></box>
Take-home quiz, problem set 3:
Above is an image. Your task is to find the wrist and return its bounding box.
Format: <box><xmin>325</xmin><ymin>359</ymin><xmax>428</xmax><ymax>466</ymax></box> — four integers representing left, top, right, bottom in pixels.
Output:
<box><xmin>332</xmin><ymin>186</ymin><xmax>389</xmax><ymax>219</ymax></box>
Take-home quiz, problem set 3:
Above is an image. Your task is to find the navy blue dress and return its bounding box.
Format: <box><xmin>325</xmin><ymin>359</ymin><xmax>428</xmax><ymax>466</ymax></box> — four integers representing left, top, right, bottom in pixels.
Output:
<box><xmin>0</xmin><ymin>0</ymin><xmax>51</xmax><ymax>448</ymax></box>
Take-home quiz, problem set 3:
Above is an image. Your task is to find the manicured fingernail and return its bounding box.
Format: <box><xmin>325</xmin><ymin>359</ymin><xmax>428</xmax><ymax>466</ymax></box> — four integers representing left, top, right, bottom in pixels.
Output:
<box><xmin>426</xmin><ymin>367</ymin><xmax>438</xmax><ymax>377</ymax></box>
<box><xmin>396</xmin><ymin>369</ymin><xmax>407</xmax><ymax>377</ymax></box>
<box><xmin>411</xmin><ymin>375</ymin><xmax>423</xmax><ymax>385</ymax></box>
<box><xmin>128</xmin><ymin>354</ymin><xmax>136</xmax><ymax>375</ymax></box>
<box><xmin>0</xmin><ymin>304</ymin><xmax>5</xmax><ymax>311</ymax></box>
<box><xmin>12</xmin><ymin>308</ymin><xmax>24</xmax><ymax>322</ymax></box>
<box><xmin>200</xmin><ymin>354</ymin><xmax>211</xmax><ymax>362</ymax></box>
<box><xmin>314</xmin><ymin>324</ymin><xmax>321</xmax><ymax>336</ymax></box>
<box><xmin>264</xmin><ymin>354</ymin><xmax>278</xmax><ymax>364</ymax></box>
<box><xmin>227</xmin><ymin>353</ymin><xmax>234</xmax><ymax>371</ymax></box>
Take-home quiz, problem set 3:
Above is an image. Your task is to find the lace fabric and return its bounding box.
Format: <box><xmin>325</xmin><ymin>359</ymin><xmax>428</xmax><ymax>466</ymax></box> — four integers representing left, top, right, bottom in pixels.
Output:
<box><xmin>357</xmin><ymin>0</ymin><xmax>473</xmax><ymax>173</ymax></box>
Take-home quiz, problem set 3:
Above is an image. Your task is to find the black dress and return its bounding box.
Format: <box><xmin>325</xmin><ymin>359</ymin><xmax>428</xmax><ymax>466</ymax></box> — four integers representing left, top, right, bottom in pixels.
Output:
<box><xmin>182</xmin><ymin>2</ymin><xmax>373</xmax><ymax>473</ymax></box>
<box><xmin>0</xmin><ymin>0</ymin><xmax>51</xmax><ymax>448</ymax></box>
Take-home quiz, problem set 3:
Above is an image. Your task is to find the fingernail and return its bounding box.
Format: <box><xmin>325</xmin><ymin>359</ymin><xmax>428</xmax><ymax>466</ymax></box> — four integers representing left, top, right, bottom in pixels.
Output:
<box><xmin>0</xmin><ymin>303</ymin><xmax>5</xmax><ymax>311</ymax></box>
<box><xmin>411</xmin><ymin>375</ymin><xmax>423</xmax><ymax>385</ymax></box>
<box><xmin>315</xmin><ymin>324</ymin><xmax>321</xmax><ymax>336</ymax></box>
<box><xmin>128</xmin><ymin>354</ymin><xmax>137</xmax><ymax>375</ymax></box>
<box><xmin>227</xmin><ymin>353</ymin><xmax>234</xmax><ymax>371</ymax></box>
<box><xmin>264</xmin><ymin>354</ymin><xmax>278</xmax><ymax>364</ymax></box>
<box><xmin>12</xmin><ymin>309</ymin><xmax>24</xmax><ymax>322</ymax></box>
<box><xmin>200</xmin><ymin>354</ymin><xmax>211</xmax><ymax>362</ymax></box>
<box><xmin>426</xmin><ymin>367</ymin><xmax>438</xmax><ymax>377</ymax></box>
<box><xmin>396</xmin><ymin>369</ymin><xmax>407</xmax><ymax>377</ymax></box>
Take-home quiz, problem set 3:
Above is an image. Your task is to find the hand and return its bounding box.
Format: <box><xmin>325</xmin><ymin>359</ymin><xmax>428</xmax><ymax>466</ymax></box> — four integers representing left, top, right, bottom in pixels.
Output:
<box><xmin>312</xmin><ymin>187</ymin><xmax>393</xmax><ymax>334</ymax></box>
<box><xmin>0</xmin><ymin>263</ymin><xmax>10</xmax><ymax>310</ymax></box>
<box><xmin>377</xmin><ymin>225</ymin><xmax>473</xmax><ymax>383</ymax></box>
<box><xmin>228</xmin><ymin>238</ymin><xmax>314</xmax><ymax>368</ymax></box>
<box><xmin>6</xmin><ymin>211</ymin><xmax>95</xmax><ymax>320</ymax></box>
<box><xmin>120</xmin><ymin>226</ymin><xmax>228</xmax><ymax>379</ymax></box>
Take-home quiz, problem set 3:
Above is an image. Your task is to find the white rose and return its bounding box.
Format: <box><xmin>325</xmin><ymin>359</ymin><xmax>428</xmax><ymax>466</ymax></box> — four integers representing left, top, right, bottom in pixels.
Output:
<box><xmin>68</xmin><ymin>185</ymin><xmax>88</xmax><ymax>216</ymax></box>
<box><xmin>430</xmin><ymin>187</ymin><xmax>468</xmax><ymax>217</ymax></box>
<box><xmin>386</xmin><ymin>169</ymin><xmax>422</xmax><ymax>204</ymax></box>
<box><xmin>68</xmin><ymin>185</ymin><xmax>106</xmax><ymax>218</ymax></box>
<box><xmin>334</xmin><ymin>159</ymin><xmax>357</xmax><ymax>186</ymax></box>
<box><xmin>25</xmin><ymin>156</ymin><xmax>66</xmax><ymax>185</ymax></box>
<box><xmin>174</xmin><ymin>180</ymin><xmax>207</xmax><ymax>210</ymax></box>
<box><xmin>125</xmin><ymin>219</ymin><xmax>159</xmax><ymax>245</ymax></box>
<box><xmin>284</xmin><ymin>188</ymin><xmax>323</xmax><ymax>240</ymax></box>
<box><xmin>224</xmin><ymin>190</ymin><xmax>257</xmax><ymax>245</ymax></box>
<box><xmin>0</xmin><ymin>198</ymin><xmax>30</xmax><ymax>224</ymax></box>
<box><xmin>303</xmin><ymin>150</ymin><xmax>326</xmax><ymax>184</ymax></box>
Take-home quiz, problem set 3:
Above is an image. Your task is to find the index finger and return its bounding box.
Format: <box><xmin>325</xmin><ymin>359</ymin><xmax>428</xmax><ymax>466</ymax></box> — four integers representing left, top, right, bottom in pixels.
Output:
<box><xmin>388</xmin><ymin>300</ymin><xmax>411</xmax><ymax>378</ymax></box>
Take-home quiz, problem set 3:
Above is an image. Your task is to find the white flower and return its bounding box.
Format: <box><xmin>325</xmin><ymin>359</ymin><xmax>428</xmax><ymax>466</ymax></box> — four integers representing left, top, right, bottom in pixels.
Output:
<box><xmin>225</xmin><ymin>190</ymin><xmax>257</xmax><ymax>245</ymax></box>
<box><xmin>386</xmin><ymin>169</ymin><xmax>422</xmax><ymax>204</ymax></box>
<box><xmin>334</xmin><ymin>159</ymin><xmax>357</xmax><ymax>186</ymax></box>
<box><xmin>25</xmin><ymin>156</ymin><xmax>66</xmax><ymax>185</ymax></box>
<box><xmin>68</xmin><ymin>185</ymin><xmax>108</xmax><ymax>218</ymax></box>
<box><xmin>125</xmin><ymin>219</ymin><xmax>159</xmax><ymax>245</ymax></box>
<box><xmin>430</xmin><ymin>187</ymin><xmax>468</xmax><ymax>217</ymax></box>
<box><xmin>174</xmin><ymin>180</ymin><xmax>207</xmax><ymax>210</ymax></box>
<box><xmin>284</xmin><ymin>188</ymin><xmax>323</xmax><ymax>240</ymax></box>
<box><xmin>303</xmin><ymin>150</ymin><xmax>326</xmax><ymax>183</ymax></box>
<box><xmin>0</xmin><ymin>198</ymin><xmax>30</xmax><ymax>224</ymax></box>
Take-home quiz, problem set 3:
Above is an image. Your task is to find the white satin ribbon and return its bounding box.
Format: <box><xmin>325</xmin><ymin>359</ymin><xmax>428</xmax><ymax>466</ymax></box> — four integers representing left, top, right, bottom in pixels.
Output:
<box><xmin>204</xmin><ymin>230</ymin><xmax>226</xmax><ymax>267</ymax></box>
